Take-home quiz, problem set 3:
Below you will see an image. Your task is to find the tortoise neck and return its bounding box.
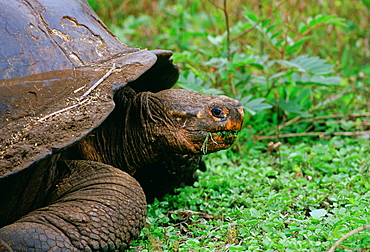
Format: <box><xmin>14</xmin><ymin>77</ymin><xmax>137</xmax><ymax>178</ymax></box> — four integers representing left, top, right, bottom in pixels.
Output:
<box><xmin>75</xmin><ymin>87</ymin><xmax>175</xmax><ymax>175</ymax></box>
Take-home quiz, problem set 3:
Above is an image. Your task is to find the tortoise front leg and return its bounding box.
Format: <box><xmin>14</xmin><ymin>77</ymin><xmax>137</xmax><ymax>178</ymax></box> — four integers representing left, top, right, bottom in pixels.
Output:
<box><xmin>0</xmin><ymin>160</ymin><xmax>146</xmax><ymax>251</ymax></box>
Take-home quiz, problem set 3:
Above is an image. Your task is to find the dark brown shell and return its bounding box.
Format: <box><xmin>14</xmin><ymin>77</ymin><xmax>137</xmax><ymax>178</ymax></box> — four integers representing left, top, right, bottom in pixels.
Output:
<box><xmin>0</xmin><ymin>0</ymin><xmax>179</xmax><ymax>177</ymax></box>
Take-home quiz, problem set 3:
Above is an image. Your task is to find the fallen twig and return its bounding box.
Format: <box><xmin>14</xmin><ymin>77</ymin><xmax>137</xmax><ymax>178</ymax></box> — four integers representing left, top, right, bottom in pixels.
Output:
<box><xmin>37</xmin><ymin>99</ymin><xmax>89</xmax><ymax>122</ymax></box>
<box><xmin>327</xmin><ymin>223</ymin><xmax>370</xmax><ymax>252</ymax></box>
<box><xmin>264</xmin><ymin>116</ymin><xmax>301</xmax><ymax>136</ymax></box>
<box><xmin>334</xmin><ymin>130</ymin><xmax>370</xmax><ymax>136</ymax></box>
<box><xmin>38</xmin><ymin>64</ymin><xmax>116</xmax><ymax>122</ymax></box>
<box><xmin>255</xmin><ymin>130</ymin><xmax>370</xmax><ymax>140</ymax></box>
<box><xmin>258</xmin><ymin>112</ymin><xmax>370</xmax><ymax>137</ymax></box>
<box><xmin>78</xmin><ymin>63</ymin><xmax>116</xmax><ymax>101</ymax></box>
<box><xmin>255</xmin><ymin>132</ymin><xmax>328</xmax><ymax>140</ymax></box>
<box><xmin>300</xmin><ymin>113</ymin><xmax>370</xmax><ymax>123</ymax></box>
<box><xmin>310</xmin><ymin>92</ymin><xmax>345</xmax><ymax>111</ymax></box>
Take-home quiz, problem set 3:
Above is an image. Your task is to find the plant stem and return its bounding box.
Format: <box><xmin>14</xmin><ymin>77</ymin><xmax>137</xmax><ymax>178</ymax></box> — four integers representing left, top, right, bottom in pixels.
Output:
<box><xmin>255</xmin><ymin>130</ymin><xmax>370</xmax><ymax>140</ymax></box>
<box><xmin>327</xmin><ymin>224</ymin><xmax>370</xmax><ymax>252</ymax></box>
<box><xmin>223</xmin><ymin>0</ymin><xmax>231</xmax><ymax>63</ymax></box>
<box><xmin>223</xmin><ymin>0</ymin><xmax>236</xmax><ymax>98</ymax></box>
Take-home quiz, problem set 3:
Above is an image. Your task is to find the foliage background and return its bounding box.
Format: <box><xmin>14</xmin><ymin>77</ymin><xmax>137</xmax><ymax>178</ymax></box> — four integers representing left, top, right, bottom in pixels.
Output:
<box><xmin>88</xmin><ymin>0</ymin><xmax>369</xmax><ymax>251</ymax></box>
<box><xmin>89</xmin><ymin>0</ymin><xmax>369</xmax><ymax>147</ymax></box>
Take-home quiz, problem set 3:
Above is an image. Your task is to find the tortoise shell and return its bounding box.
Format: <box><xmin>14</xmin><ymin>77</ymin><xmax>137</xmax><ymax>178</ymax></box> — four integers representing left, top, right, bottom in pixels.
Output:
<box><xmin>0</xmin><ymin>0</ymin><xmax>178</xmax><ymax>225</ymax></box>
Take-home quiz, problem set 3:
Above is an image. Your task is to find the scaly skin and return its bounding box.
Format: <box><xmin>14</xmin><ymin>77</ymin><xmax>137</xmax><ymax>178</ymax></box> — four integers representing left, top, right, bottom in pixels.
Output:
<box><xmin>0</xmin><ymin>161</ymin><xmax>146</xmax><ymax>251</ymax></box>
<box><xmin>153</xmin><ymin>89</ymin><xmax>244</xmax><ymax>154</ymax></box>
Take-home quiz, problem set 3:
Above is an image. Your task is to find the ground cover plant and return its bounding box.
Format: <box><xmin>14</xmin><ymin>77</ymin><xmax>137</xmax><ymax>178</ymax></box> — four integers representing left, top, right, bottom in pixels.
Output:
<box><xmin>129</xmin><ymin>137</ymin><xmax>369</xmax><ymax>251</ymax></box>
<box><xmin>88</xmin><ymin>0</ymin><xmax>369</xmax><ymax>250</ymax></box>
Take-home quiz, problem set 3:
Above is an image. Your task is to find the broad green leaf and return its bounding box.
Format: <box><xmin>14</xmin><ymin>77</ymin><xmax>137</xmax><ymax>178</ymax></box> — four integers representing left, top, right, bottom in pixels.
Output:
<box><xmin>243</xmin><ymin>7</ymin><xmax>259</xmax><ymax>22</ymax></box>
<box><xmin>232</xmin><ymin>53</ymin><xmax>256</xmax><ymax>67</ymax></box>
<box><xmin>298</xmin><ymin>23</ymin><xmax>308</xmax><ymax>34</ymax></box>
<box><xmin>207</xmin><ymin>34</ymin><xmax>225</xmax><ymax>46</ymax></box>
<box><xmin>261</xmin><ymin>18</ymin><xmax>272</xmax><ymax>27</ymax></box>
<box><xmin>241</xmin><ymin>96</ymin><xmax>272</xmax><ymax>115</ymax></box>
<box><xmin>266</xmin><ymin>24</ymin><xmax>278</xmax><ymax>34</ymax></box>
<box><xmin>345</xmin><ymin>217</ymin><xmax>367</xmax><ymax>224</ymax></box>
<box><xmin>177</xmin><ymin>73</ymin><xmax>203</xmax><ymax>92</ymax></box>
<box><xmin>269</xmin><ymin>31</ymin><xmax>282</xmax><ymax>40</ymax></box>
<box><xmin>251</xmin><ymin>75</ymin><xmax>267</xmax><ymax>85</ymax></box>
<box><xmin>219</xmin><ymin>69</ymin><xmax>229</xmax><ymax>81</ymax></box>
<box><xmin>269</xmin><ymin>72</ymin><xmax>287</xmax><ymax>80</ymax></box>
<box><xmin>275</xmin><ymin>60</ymin><xmax>306</xmax><ymax>72</ymax></box>
<box><xmin>308</xmin><ymin>14</ymin><xmax>347</xmax><ymax>27</ymax></box>
<box><xmin>292</xmin><ymin>55</ymin><xmax>335</xmax><ymax>74</ymax></box>
<box><xmin>291</xmin><ymin>73</ymin><xmax>342</xmax><ymax>86</ymax></box>
<box><xmin>273</xmin><ymin>99</ymin><xmax>312</xmax><ymax>117</ymax></box>
<box><xmin>286</xmin><ymin>37</ymin><xmax>311</xmax><ymax>55</ymax></box>
<box><xmin>230</xmin><ymin>21</ymin><xmax>253</xmax><ymax>35</ymax></box>
<box><xmin>309</xmin><ymin>76</ymin><xmax>342</xmax><ymax>85</ymax></box>
<box><xmin>310</xmin><ymin>209</ymin><xmax>328</xmax><ymax>219</ymax></box>
<box><xmin>178</xmin><ymin>73</ymin><xmax>224</xmax><ymax>95</ymax></box>
<box><xmin>277</xmin><ymin>55</ymin><xmax>337</xmax><ymax>76</ymax></box>
<box><xmin>249</xmin><ymin>63</ymin><xmax>264</xmax><ymax>70</ymax></box>
<box><xmin>204</xmin><ymin>57</ymin><xmax>228</xmax><ymax>68</ymax></box>
<box><xmin>227</xmin><ymin>62</ymin><xmax>235</xmax><ymax>73</ymax></box>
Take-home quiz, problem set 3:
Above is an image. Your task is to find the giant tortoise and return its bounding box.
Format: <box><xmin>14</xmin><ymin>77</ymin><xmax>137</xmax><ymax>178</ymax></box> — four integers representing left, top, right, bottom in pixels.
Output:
<box><xmin>0</xmin><ymin>0</ymin><xmax>244</xmax><ymax>250</ymax></box>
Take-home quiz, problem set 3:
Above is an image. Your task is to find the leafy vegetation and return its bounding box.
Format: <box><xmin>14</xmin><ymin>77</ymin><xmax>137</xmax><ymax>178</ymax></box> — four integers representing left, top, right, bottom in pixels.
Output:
<box><xmin>88</xmin><ymin>0</ymin><xmax>369</xmax><ymax>250</ymax></box>
<box><xmin>89</xmin><ymin>0</ymin><xmax>369</xmax><ymax>145</ymax></box>
<box><xmin>131</xmin><ymin>138</ymin><xmax>369</xmax><ymax>251</ymax></box>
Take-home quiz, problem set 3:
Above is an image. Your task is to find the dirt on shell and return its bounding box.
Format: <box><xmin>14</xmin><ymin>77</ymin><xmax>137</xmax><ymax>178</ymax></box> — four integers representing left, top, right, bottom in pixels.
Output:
<box><xmin>0</xmin><ymin>65</ymin><xmax>143</xmax><ymax>176</ymax></box>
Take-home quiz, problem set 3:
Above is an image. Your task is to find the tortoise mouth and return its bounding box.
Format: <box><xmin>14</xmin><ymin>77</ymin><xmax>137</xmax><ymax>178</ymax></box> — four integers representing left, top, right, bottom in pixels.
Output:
<box><xmin>191</xmin><ymin>129</ymin><xmax>240</xmax><ymax>154</ymax></box>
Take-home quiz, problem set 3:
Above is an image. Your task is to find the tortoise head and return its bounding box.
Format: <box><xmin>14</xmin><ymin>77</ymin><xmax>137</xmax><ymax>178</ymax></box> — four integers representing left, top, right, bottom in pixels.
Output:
<box><xmin>152</xmin><ymin>89</ymin><xmax>244</xmax><ymax>154</ymax></box>
<box><xmin>72</xmin><ymin>87</ymin><xmax>243</xmax><ymax>173</ymax></box>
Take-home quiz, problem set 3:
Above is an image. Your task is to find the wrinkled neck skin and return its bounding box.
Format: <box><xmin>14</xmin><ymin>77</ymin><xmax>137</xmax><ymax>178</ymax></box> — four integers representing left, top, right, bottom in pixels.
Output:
<box><xmin>72</xmin><ymin>87</ymin><xmax>186</xmax><ymax>174</ymax></box>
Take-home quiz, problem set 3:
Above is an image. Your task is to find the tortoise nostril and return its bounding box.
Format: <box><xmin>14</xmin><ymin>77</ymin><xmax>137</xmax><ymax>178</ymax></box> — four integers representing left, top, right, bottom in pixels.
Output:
<box><xmin>238</xmin><ymin>107</ymin><xmax>244</xmax><ymax>117</ymax></box>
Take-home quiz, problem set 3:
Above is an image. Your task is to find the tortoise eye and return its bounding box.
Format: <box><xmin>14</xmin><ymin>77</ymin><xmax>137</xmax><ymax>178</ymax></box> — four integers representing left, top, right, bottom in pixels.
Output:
<box><xmin>211</xmin><ymin>107</ymin><xmax>224</xmax><ymax>118</ymax></box>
